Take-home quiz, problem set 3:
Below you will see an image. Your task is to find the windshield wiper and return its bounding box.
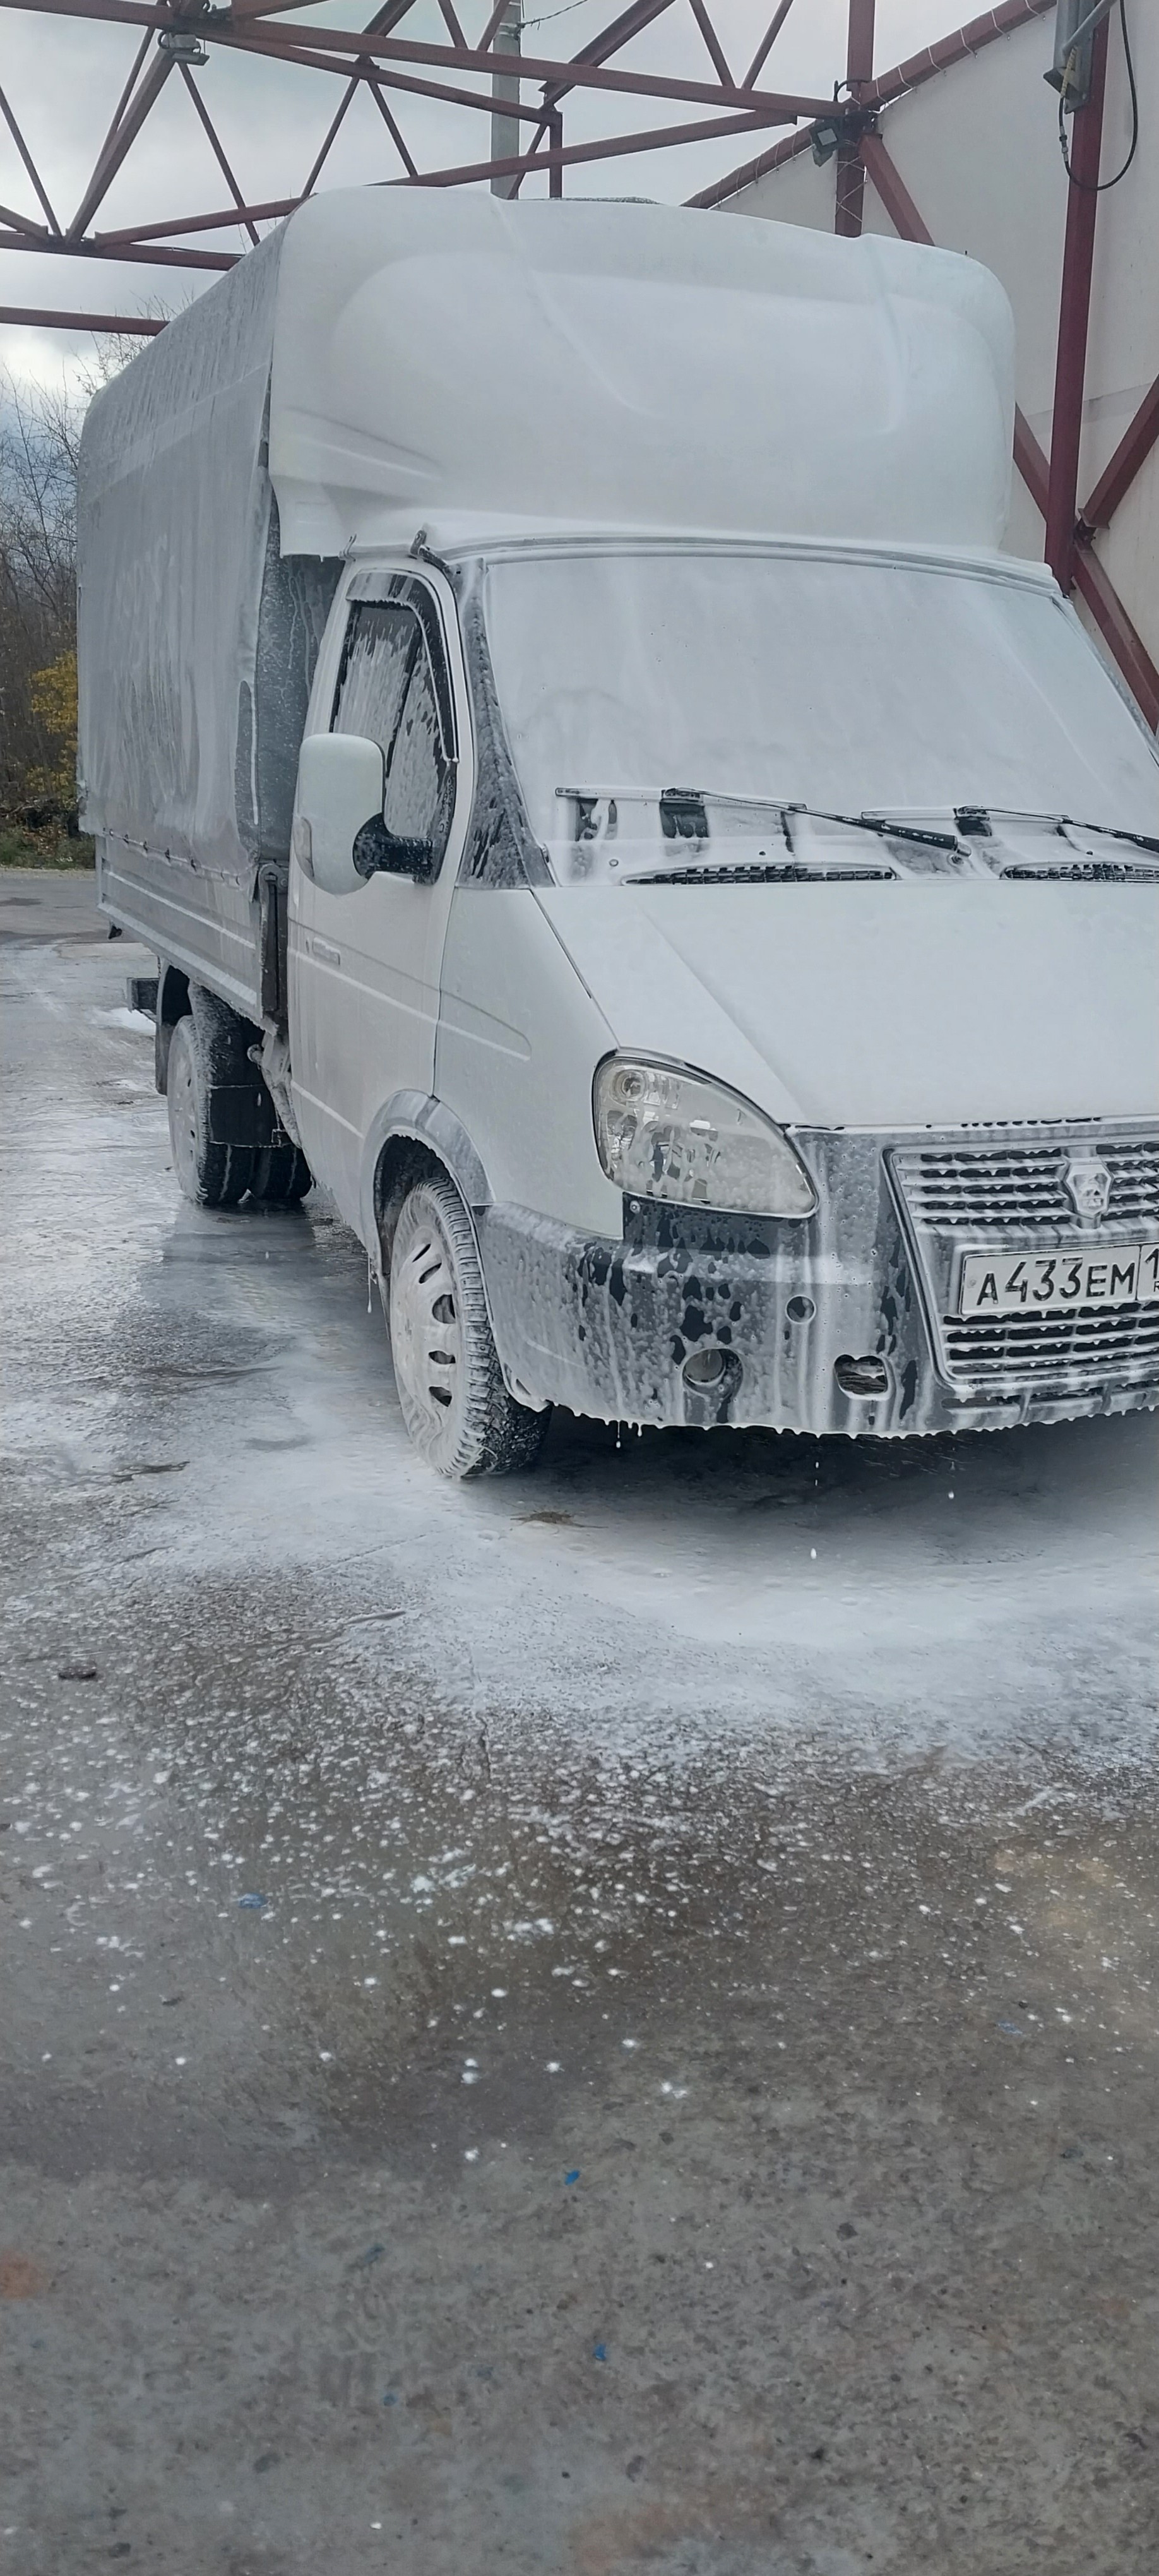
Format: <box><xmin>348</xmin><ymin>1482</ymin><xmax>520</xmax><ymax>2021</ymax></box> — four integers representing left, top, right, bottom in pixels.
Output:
<box><xmin>1058</xmin><ymin>817</ymin><xmax>1159</xmax><ymax>856</ymax></box>
<box><xmin>624</xmin><ymin>860</ymin><xmax>895</xmax><ymax>886</ymax></box>
<box><xmin>559</xmin><ymin>789</ymin><xmax>966</xmax><ymax>859</ymax></box>
<box><xmin>948</xmin><ymin>806</ymin><xmax>1159</xmax><ymax>858</ymax></box>
<box><xmin>670</xmin><ymin>796</ymin><xmax>971</xmax><ymax>858</ymax></box>
<box><xmin>828</xmin><ymin>810</ymin><xmax>966</xmax><ymax>852</ymax></box>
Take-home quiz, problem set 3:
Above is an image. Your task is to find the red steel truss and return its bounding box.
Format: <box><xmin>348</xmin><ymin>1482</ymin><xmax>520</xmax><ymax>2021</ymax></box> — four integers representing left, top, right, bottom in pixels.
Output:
<box><xmin>0</xmin><ymin>0</ymin><xmax>835</xmax><ymax>296</ymax></box>
<box><xmin>1</xmin><ymin>0</ymin><xmax>1155</xmax><ymax>724</ymax></box>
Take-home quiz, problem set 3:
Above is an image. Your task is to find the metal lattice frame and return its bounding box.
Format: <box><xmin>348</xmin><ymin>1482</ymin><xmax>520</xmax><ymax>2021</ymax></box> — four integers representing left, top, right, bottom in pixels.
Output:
<box><xmin>0</xmin><ymin>0</ymin><xmax>836</xmax><ymax>294</ymax></box>
<box><xmin>1</xmin><ymin>0</ymin><xmax>1155</xmax><ymax>722</ymax></box>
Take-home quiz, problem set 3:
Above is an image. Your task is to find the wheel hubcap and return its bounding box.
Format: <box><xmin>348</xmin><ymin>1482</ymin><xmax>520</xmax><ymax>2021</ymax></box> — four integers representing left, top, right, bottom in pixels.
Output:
<box><xmin>169</xmin><ymin>1030</ymin><xmax>199</xmax><ymax>1197</ymax></box>
<box><xmin>390</xmin><ymin>1205</ymin><xmax>464</xmax><ymax>1437</ymax></box>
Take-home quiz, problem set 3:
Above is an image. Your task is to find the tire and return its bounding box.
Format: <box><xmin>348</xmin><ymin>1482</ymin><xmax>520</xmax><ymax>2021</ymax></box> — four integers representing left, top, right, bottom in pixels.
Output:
<box><xmin>388</xmin><ymin>1176</ymin><xmax>550</xmax><ymax>1479</ymax></box>
<box><xmin>165</xmin><ymin>1015</ymin><xmax>254</xmax><ymax>1209</ymax></box>
<box><xmin>247</xmin><ymin>1143</ymin><xmax>312</xmax><ymax>1207</ymax></box>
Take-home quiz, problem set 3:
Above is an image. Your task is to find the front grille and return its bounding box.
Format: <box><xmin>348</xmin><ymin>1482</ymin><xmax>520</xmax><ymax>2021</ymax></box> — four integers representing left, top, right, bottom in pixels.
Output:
<box><xmin>893</xmin><ymin>1137</ymin><xmax>1159</xmax><ymax>1233</ymax></box>
<box><xmin>942</xmin><ymin>1301</ymin><xmax>1159</xmax><ymax>1394</ymax></box>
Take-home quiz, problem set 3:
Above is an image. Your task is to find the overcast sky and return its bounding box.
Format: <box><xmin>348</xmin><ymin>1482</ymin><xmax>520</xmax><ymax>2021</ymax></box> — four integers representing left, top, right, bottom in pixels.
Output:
<box><xmin>2</xmin><ymin>1</ymin><xmax>968</xmax><ymax>388</ymax></box>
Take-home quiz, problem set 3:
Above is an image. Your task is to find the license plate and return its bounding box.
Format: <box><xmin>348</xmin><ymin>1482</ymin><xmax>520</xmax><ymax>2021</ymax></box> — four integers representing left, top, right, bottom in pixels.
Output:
<box><xmin>959</xmin><ymin>1242</ymin><xmax>1159</xmax><ymax>1318</ymax></box>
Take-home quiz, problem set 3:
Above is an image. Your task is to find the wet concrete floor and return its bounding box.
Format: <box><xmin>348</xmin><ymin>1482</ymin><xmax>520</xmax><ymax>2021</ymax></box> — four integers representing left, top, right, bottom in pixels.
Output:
<box><xmin>2</xmin><ymin>873</ymin><xmax>1158</xmax><ymax>2574</ymax></box>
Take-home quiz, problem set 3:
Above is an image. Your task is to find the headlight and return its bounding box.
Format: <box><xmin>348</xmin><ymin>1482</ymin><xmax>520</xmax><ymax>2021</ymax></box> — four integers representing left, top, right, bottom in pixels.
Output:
<box><xmin>593</xmin><ymin>1057</ymin><xmax>817</xmax><ymax>1217</ymax></box>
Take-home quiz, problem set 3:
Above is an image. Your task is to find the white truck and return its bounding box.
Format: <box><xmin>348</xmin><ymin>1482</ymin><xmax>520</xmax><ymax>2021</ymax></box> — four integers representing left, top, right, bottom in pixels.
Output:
<box><xmin>78</xmin><ymin>191</ymin><xmax>1159</xmax><ymax>1476</ymax></box>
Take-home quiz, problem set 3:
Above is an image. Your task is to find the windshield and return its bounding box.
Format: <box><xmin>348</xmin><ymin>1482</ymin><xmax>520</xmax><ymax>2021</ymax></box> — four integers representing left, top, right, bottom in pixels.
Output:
<box><xmin>480</xmin><ymin>547</ymin><xmax>1159</xmax><ymax>883</ymax></box>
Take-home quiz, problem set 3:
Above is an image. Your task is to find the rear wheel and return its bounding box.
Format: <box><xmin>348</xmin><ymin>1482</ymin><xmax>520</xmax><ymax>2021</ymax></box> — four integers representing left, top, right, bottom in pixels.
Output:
<box><xmin>248</xmin><ymin>1143</ymin><xmax>312</xmax><ymax>1207</ymax></box>
<box><xmin>388</xmin><ymin>1176</ymin><xmax>549</xmax><ymax>1478</ymax></box>
<box><xmin>166</xmin><ymin>1015</ymin><xmax>254</xmax><ymax>1208</ymax></box>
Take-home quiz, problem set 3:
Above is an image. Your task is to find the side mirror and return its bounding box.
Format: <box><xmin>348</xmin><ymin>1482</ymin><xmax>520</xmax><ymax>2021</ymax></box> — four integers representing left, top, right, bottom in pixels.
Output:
<box><xmin>295</xmin><ymin>733</ymin><xmax>385</xmax><ymax>897</ymax></box>
<box><xmin>352</xmin><ymin>815</ymin><xmax>436</xmax><ymax>883</ymax></box>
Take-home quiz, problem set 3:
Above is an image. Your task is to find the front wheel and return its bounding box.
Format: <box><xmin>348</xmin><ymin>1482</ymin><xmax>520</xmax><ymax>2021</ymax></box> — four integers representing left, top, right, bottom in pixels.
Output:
<box><xmin>388</xmin><ymin>1177</ymin><xmax>549</xmax><ymax>1478</ymax></box>
<box><xmin>166</xmin><ymin>1016</ymin><xmax>254</xmax><ymax>1208</ymax></box>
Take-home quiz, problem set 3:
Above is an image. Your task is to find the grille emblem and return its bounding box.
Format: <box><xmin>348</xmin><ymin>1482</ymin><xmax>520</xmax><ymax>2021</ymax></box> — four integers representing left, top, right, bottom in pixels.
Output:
<box><xmin>1062</xmin><ymin>1153</ymin><xmax>1112</xmax><ymax>1220</ymax></box>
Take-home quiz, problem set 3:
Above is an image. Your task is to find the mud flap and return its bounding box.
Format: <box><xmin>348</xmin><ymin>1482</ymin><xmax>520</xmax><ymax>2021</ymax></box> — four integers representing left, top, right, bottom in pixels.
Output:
<box><xmin>205</xmin><ymin>1082</ymin><xmax>281</xmax><ymax>1147</ymax></box>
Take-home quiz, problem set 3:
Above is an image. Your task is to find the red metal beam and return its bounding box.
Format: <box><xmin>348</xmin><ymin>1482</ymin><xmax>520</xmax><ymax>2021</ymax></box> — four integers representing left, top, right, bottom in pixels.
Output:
<box><xmin>0</xmin><ymin>79</ymin><xmax>62</xmax><ymax>234</ymax></box>
<box><xmin>0</xmin><ymin>2</ymin><xmax>834</xmax><ymax>122</ymax></box>
<box><xmin>744</xmin><ymin>3</ymin><xmax>799</xmax><ymax>92</ymax></box>
<box><xmin>537</xmin><ymin>0</ymin><xmax>679</xmax><ymax>112</ymax></box>
<box><xmin>367</xmin><ymin>80</ymin><xmax>419</xmax><ymax>179</ymax></box>
<box><xmin>223</xmin><ymin>35</ymin><xmax>553</xmax><ymax>125</ymax></box>
<box><xmin>95</xmin><ymin>198</ymin><xmax>300</xmax><ymax>246</ymax></box>
<box><xmin>835</xmin><ymin>0</ymin><xmax>874</xmax><ymax>239</ymax></box>
<box><xmin>1073</xmin><ymin>545</ymin><xmax>1159</xmax><ymax>736</ymax></box>
<box><xmin>300</xmin><ymin>75</ymin><xmax>359</xmax><ymax>196</ymax></box>
<box><xmin>179</xmin><ymin>62</ymin><xmax>260</xmax><ymax>246</ymax></box>
<box><xmin>1043</xmin><ymin>11</ymin><xmax>1108</xmax><ymax>590</ymax></box>
<box><xmin>1081</xmin><ymin>377</ymin><xmax>1159</xmax><ymax>532</ymax></box>
<box><xmin>102</xmin><ymin>27</ymin><xmax>153</xmax><ymax>150</ymax></box>
<box><xmin>0</xmin><ymin>229</ymin><xmax>237</xmax><ymax>270</ymax></box>
<box><xmin>0</xmin><ymin>200</ymin><xmax>51</xmax><ymax>239</ymax></box>
<box><xmin>860</xmin><ymin>129</ymin><xmax>929</xmax><ymax>239</ymax></box>
<box><xmin>0</xmin><ymin>301</ymin><xmax>165</xmax><ymax>333</ymax></box>
<box><xmin>509</xmin><ymin>1</ymin><xmax>681</xmax><ymax>192</ymax></box>
<box><xmin>688</xmin><ymin>0</ymin><xmax>732</xmax><ymax>88</ymax></box>
<box><xmin>214</xmin><ymin>13</ymin><xmax>833</xmax><ymax>116</ymax></box>
<box><xmin>404</xmin><ymin>104</ymin><xmax>785</xmax><ymax>193</ymax></box>
<box><xmin>478</xmin><ymin>1</ymin><xmax>511</xmax><ymax>47</ymax></box>
<box><xmin>67</xmin><ymin>46</ymin><xmax>173</xmax><ymax>239</ymax></box>
<box><xmin>692</xmin><ymin>0</ymin><xmax>1054</xmax><ymax>210</ymax></box>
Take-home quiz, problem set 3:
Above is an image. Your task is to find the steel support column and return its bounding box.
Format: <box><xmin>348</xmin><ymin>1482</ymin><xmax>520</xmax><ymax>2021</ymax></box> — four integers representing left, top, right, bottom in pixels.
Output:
<box><xmin>1043</xmin><ymin>9</ymin><xmax>1108</xmax><ymax>589</ymax></box>
<box><xmin>835</xmin><ymin>0</ymin><xmax>874</xmax><ymax>238</ymax></box>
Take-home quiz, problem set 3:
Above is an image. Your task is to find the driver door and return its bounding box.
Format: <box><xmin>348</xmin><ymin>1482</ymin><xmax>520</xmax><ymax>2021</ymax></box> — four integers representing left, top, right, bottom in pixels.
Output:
<box><xmin>288</xmin><ymin>564</ymin><xmax>470</xmax><ymax>1234</ymax></box>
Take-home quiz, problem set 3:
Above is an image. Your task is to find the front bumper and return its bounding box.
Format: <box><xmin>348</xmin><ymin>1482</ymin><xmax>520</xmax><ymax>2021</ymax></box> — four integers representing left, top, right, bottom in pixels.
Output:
<box><xmin>478</xmin><ymin>1125</ymin><xmax>1159</xmax><ymax>1438</ymax></box>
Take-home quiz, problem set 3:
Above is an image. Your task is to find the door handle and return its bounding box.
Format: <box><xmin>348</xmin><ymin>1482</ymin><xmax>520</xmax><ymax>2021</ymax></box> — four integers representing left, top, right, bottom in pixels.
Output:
<box><xmin>311</xmin><ymin>938</ymin><xmax>342</xmax><ymax>967</ymax></box>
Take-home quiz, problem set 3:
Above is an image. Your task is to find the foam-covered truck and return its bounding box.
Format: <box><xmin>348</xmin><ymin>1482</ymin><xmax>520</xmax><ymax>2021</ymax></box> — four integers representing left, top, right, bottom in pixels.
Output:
<box><xmin>78</xmin><ymin>191</ymin><xmax>1159</xmax><ymax>1474</ymax></box>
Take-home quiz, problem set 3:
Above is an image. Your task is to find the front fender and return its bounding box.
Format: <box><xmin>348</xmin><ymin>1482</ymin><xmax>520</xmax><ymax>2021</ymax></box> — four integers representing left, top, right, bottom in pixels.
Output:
<box><xmin>359</xmin><ymin>1089</ymin><xmax>492</xmax><ymax>1257</ymax></box>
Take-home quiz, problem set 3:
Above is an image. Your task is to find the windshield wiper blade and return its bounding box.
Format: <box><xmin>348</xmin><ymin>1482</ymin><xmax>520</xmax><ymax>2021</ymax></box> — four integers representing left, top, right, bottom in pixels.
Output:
<box><xmin>623</xmin><ymin>861</ymin><xmax>895</xmax><ymax>887</ymax></box>
<box><xmin>669</xmin><ymin>796</ymin><xmax>967</xmax><ymax>854</ymax></box>
<box><xmin>949</xmin><ymin>808</ymin><xmax>1159</xmax><ymax>857</ymax></box>
<box><xmin>1059</xmin><ymin>817</ymin><xmax>1159</xmax><ymax>856</ymax></box>
<box><xmin>827</xmin><ymin>810</ymin><xmax>965</xmax><ymax>852</ymax></box>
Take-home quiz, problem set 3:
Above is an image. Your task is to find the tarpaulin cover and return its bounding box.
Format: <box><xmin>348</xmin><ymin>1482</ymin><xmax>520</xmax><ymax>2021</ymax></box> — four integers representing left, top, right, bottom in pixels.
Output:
<box><xmin>78</xmin><ymin>228</ymin><xmax>336</xmax><ymax>881</ymax></box>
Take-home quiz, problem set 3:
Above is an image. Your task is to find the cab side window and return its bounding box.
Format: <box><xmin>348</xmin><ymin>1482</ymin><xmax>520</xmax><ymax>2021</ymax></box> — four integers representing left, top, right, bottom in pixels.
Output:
<box><xmin>331</xmin><ymin>590</ymin><xmax>456</xmax><ymax>873</ymax></box>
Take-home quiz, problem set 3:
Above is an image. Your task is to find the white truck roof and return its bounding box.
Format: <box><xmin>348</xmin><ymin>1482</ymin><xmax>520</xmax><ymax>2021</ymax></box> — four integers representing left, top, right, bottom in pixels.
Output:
<box><xmin>268</xmin><ymin>189</ymin><xmax>1014</xmax><ymax>554</ymax></box>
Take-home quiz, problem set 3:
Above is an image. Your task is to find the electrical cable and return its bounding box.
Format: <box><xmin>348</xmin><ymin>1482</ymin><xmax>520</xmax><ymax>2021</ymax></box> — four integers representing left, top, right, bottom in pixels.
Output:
<box><xmin>522</xmin><ymin>1</ymin><xmax>597</xmax><ymax>26</ymax></box>
<box><xmin>1058</xmin><ymin>0</ymin><xmax>1139</xmax><ymax>191</ymax></box>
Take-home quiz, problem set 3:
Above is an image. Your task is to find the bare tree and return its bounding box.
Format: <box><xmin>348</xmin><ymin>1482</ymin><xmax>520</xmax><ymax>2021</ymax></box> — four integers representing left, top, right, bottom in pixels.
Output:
<box><xmin>0</xmin><ymin>333</ymin><xmax>141</xmax><ymax>826</ymax></box>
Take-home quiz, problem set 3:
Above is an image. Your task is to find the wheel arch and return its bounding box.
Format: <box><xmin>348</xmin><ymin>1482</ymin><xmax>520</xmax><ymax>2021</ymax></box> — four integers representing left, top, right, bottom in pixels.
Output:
<box><xmin>363</xmin><ymin>1091</ymin><xmax>491</xmax><ymax>1278</ymax></box>
<box><xmin>365</xmin><ymin>1099</ymin><xmax>545</xmax><ymax>1412</ymax></box>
